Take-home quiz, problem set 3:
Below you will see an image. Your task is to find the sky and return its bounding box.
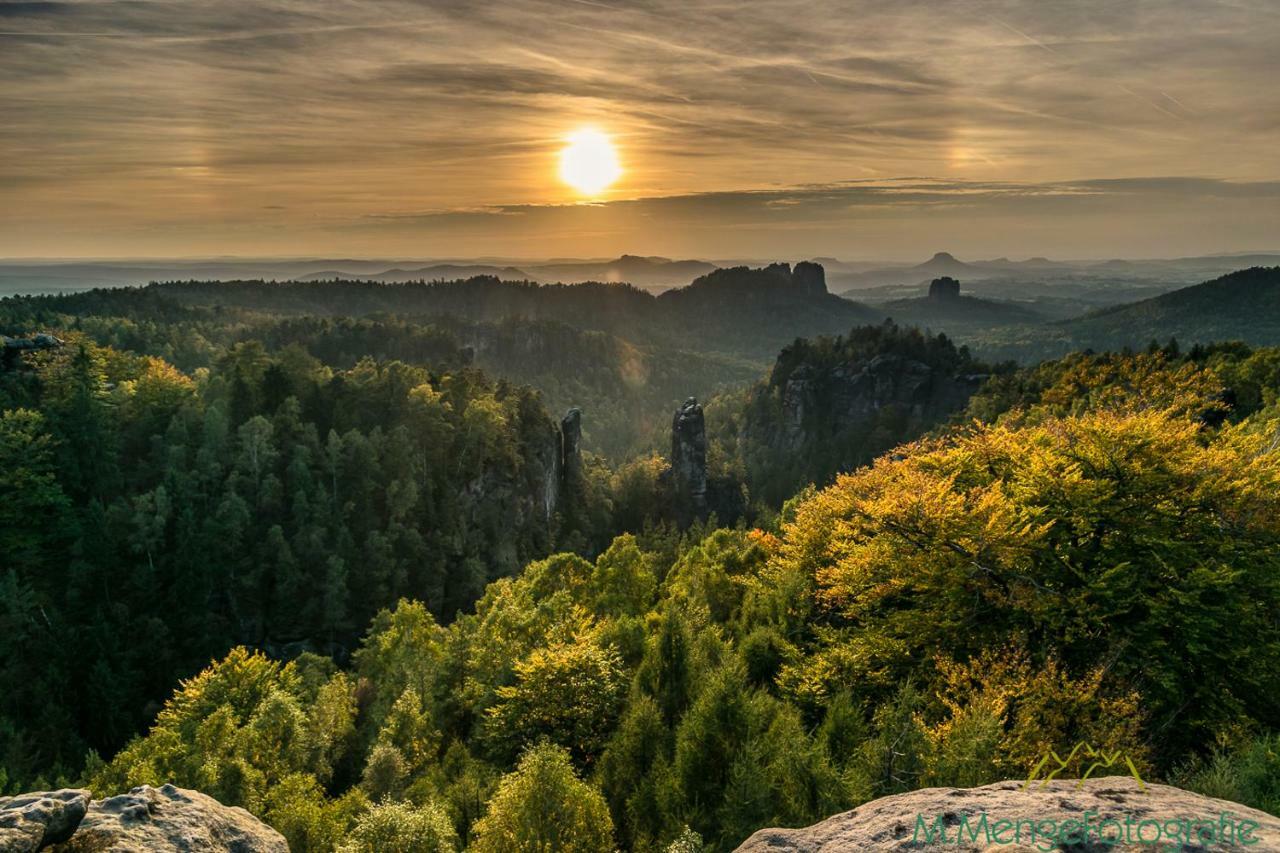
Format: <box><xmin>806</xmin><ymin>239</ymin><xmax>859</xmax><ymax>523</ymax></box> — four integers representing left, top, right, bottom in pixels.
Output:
<box><xmin>2</xmin><ymin>0</ymin><xmax>1279</xmax><ymax>260</ymax></box>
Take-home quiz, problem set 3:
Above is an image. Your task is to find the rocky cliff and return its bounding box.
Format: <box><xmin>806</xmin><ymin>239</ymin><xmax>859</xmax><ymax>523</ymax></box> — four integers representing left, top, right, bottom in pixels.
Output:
<box><xmin>658</xmin><ymin>396</ymin><xmax>746</xmax><ymax>526</ymax></box>
<box><xmin>560</xmin><ymin>406</ymin><xmax>583</xmax><ymax>494</ymax></box>
<box><xmin>775</xmin><ymin>350</ymin><xmax>979</xmax><ymax>452</ymax></box>
<box><xmin>669</xmin><ymin>397</ymin><xmax>708</xmax><ymax>516</ymax></box>
<box><xmin>0</xmin><ymin>784</ymin><xmax>286</xmax><ymax>852</ymax></box>
<box><xmin>735</xmin><ymin>777</ymin><xmax>1280</xmax><ymax>852</ymax></box>
<box><xmin>734</xmin><ymin>322</ymin><xmax>987</xmax><ymax>505</ymax></box>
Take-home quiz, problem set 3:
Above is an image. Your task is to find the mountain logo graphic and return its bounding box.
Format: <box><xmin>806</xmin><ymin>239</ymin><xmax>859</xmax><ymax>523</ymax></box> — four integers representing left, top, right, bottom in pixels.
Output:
<box><xmin>1022</xmin><ymin>742</ymin><xmax>1147</xmax><ymax>792</ymax></box>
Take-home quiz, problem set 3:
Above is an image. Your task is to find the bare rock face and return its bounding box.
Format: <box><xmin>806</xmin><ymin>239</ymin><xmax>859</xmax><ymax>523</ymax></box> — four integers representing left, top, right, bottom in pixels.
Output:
<box><xmin>670</xmin><ymin>397</ymin><xmax>708</xmax><ymax>515</ymax></box>
<box><xmin>54</xmin><ymin>784</ymin><xmax>287</xmax><ymax>852</ymax></box>
<box><xmin>561</xmin><ymin>406</ymin><xmax>583</xmax><ymax>488</ymax></box>
<box><xmin>735</xmin><ymin>777</ymin><xmax>1280</xmax><ymax>852</ymax></box>
<box><xmin>0</xmin><ymin>789</ymin><xmax>90</xmax><ymax>852</ymax></box>
<box><xmin>777</xmin><ymin>352</ymin><xmax>978</xmax><ymax>454</ymax></box>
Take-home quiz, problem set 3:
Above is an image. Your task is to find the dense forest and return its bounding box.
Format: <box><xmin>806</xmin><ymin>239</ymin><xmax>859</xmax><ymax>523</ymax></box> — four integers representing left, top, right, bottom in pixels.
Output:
<box><xmin>0</xmin><ymin>286</ymin><xmax>759</xmax><ymax>460</ymax></box>
<box><xmin>6</xmin><ymin>262</ymin><xmax>1279</xmax><ymax>457</ymax></box>
<box><xmin>4</xmin><ymin>272</ymin><xmax>1280</xmax><ymax>851</ymax></box>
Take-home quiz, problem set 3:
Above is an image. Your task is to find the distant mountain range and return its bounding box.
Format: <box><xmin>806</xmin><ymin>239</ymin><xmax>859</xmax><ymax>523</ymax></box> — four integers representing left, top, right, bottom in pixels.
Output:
<box><xmin>292</xmin><ymin>255</ymin><xmax>718</xmax><ymax>292</ymax></box>
<box><xmin>0</xmin><ymin>255</ymin><xmax>719</xmax><ymax>296</ymax></box>
<box><xmin>966</xmin><ymin>266</ymin><xmax>1280</xmax><ymax>361</ymax></box>
<box><xmin>1056</xmin><ymin>266</ymin><xmax>1280</xmax><ymax>349</ymax></box>
<box><xmin>831</xmin><ymin>251</ymin><xmax>1280</xmax><ymax>297</ymax></box>
<box><xmin>8</xmin><ymin>251</ymin><xmax>1279</xmax><ymax>300</ymax></box>
<box><xmin>95</xmin><ymin>260</ymin><xmax>875</xmax><ymax>364</ymax></box>
<box><xmin>531</xmin><ymin>255</ymin><xmax>718</xmax><ymax>290</ymax></box>
<box><xmin>295</xmin><ymin>264</ymin><xmax>532</xmax><ymax>283</ymax></box>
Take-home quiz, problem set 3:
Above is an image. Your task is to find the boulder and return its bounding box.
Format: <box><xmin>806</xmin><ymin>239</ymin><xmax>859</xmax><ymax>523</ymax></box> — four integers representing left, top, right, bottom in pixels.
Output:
<box><xmin>0</xmin><ymin>789</ymin><xmax>89</xmax><ymax>852</ymax></box>
<box><xmin>53</xmin><ymin>784</ymin><xmax>286</xmax><ymax>852</ymax></box>
<box><xmin>735</xmin><ymin>777</ymin><xmax>1280</xmax><ymax>851</ymax></box>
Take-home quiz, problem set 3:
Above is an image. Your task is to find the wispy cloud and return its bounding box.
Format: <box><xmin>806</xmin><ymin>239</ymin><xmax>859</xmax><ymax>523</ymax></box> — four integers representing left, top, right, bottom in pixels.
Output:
<box><xmin>1</xmin><ymin>0</ymin><xmax>1278</xmax><ymax>256</ymax></box>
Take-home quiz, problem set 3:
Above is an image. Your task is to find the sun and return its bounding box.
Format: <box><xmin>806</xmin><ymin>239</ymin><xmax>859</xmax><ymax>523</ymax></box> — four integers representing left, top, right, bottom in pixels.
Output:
<box><xmin>559</xmin><ymin>128</ymin><xmax>622</xmax><ymax>195</ymax></box>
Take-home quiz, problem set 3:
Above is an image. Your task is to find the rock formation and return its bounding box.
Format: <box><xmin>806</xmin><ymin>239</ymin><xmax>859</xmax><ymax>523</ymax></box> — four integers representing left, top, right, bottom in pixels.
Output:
<box><xmin>1</xmin><ymin>333</ymin><xmax>63</xmax><ymax>353</ymax></box>
<box><xmin>791</xmin><ymin>261</ymin><xmax>828</xmax><ymax>296</ymax></box>
<box><xmin>735</xmin><ymin>777</ymin><xmax>1280</xmax><ymax>852</ymax></box>
<box><xmin>776</xmin><ymin>350</ymin><xmax>980</xmax><ymax>454</ymax></box>
<box><xmin>1</xmin><ymin>333</ymin><xmax>63</xmax><ymax>368</ymax></box>
<box><xmin>560</xmin><ymin>406</ymin><xmax>583</xmax><ymax>491</ymax></box>
<box><xmin>0</xmin><ymin>789</ymin><xmax>89</xmax><ymax>852</ymax></box>
<box><xmin>927</xmin><ymin>275</ymin><xmax>961</xmax><ymax>300</ymax></box>
<box><xmin>669</xmin><ymin>397</ymin><xmax>708</xmax><ymax>516</ymax></box>
<box><xmin>0</xmin><ymin>784</ymin><xmax>286</xmax><ymax>852</ymax></box>
<box><xmin>672</xmin><ymin>261</ymin><xmax>829</xmax><ymax>300</ymax></box>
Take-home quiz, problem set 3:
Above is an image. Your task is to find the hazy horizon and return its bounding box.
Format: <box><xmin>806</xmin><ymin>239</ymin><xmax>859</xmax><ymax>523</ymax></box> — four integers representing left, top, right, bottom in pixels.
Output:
<box><xmin>5</xmin><ymin>245</ymin><xmax>1280</xmax><ymax>265</ymax></box>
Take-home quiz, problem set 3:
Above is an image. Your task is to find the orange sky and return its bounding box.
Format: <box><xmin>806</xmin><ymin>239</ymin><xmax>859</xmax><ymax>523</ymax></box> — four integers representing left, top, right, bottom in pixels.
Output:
<box><xmin>3</xmin><ymin>0</ymin><xmax>1278</xmax><ymax>258</ymax></box>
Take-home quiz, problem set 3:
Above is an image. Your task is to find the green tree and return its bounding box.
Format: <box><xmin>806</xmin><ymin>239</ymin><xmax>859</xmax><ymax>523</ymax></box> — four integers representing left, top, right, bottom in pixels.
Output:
<box><xmin>337</xmin><ymin>799</ymin><xmax>458</xmax><ymax>853</ymax></box>
<box><xmin>483</xmin><ymin>637</ymin><xmax>626</xmax><ymax>767</ymax></box>
<box><xmin>0</xmin><ymin>409</ymin><xmax>71</xmax><ymax>565</ymax></box>
<box><xmin>469</xmin><ymin>741</ymin><xmax>614</xmax><ymax>853</ymax></box>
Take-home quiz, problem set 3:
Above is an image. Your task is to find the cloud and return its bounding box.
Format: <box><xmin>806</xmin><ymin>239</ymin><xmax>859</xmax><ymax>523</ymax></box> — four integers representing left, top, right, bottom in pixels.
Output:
<box><xmin>332</xmin><ymin>177</ymin><xmax>1280</xmax><ymax>260</ymax></box>
<box><xmin>1</xmin><ymin>0</ymin><xmax>1278</xmax><ymax>256</ymax></box>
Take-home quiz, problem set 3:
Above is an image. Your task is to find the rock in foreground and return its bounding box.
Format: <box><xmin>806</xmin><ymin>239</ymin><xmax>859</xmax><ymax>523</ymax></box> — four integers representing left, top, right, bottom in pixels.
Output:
<box><xmin>59</xmin><ymin>785</ymin><xmax>286</xmax><ymax>852</ymax></box>
<box><xmin>0</xmin><ymin>784</ymin><xmax>286</xmax><ymax>852</ymax></box>
<box><xmin>735</xmin><ymin>777</ymin><xmax>1280</xmax><ymax>851</ymax></box>
<box><xmin>0</xmin><ymin>789</ymin><xmax>90</xmax><ymax>852</ymax></box>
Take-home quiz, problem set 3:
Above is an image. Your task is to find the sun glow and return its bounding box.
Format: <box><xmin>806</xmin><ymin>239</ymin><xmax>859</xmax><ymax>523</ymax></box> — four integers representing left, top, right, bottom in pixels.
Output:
<box><xmin>559</xmin><ymin>128</ymin><xmax>622</xmax><ymax>195</ymax></box>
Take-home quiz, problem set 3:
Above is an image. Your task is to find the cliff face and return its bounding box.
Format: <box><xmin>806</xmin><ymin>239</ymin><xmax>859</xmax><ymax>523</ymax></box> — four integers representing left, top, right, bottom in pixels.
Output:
<box><xmin>735</xmin><ymin>777</ymin><xmax>1280</xmax><ymax>852</ymax></box>
<box><xmin>670</xmin><ymin>397</ymin><xmax>708</xmax><ymax>515</ymax></box>
<box><xmin>654</xmin><ymin>262</ymin><xmax>883</xmax><ymax>361</ymax></box>
<box><xmin>776</xmin><ymin>351</ymin><xmax>980</xmax><ymax>454</ymax></box>
<box><xmin>0</xmin><ymin>785</ymin><xmax>286</xmax><ymax>853</ymax></box>
<box><xmin>738</xmin><ymin>323</ymin><xmax>987</xmax><ymax>504</ymax></box>
<box><xmin>560</xmin><ymin>406</ymin><xmax>583</xmax><ymax>495</ymax></box>
<box><xmin>458</xmin><ymin>402</ymin><xmax>592</xmax><ymax>572</ymax></box>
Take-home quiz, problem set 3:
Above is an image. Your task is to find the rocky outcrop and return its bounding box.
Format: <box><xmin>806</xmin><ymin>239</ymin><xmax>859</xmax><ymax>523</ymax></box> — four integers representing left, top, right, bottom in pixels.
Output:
<box><xmin>777</xmin><ymin>351</ymin><xmax>980</xmax><ymax>453</ymax></box>
<box><xmin>927</xmin><ymin>275</ymin><xmax>961</xmax><ymax>300</ymax></box>
<box><xmin>1</xmin><ymin>333</ymin><xmax>63</xmax><ymax>352</ymax></box>
<box><xmin>669</xmin><ymin>397</ymin><xmax>708</xmax><ymax>515</ymax></box>
<box><xmin>1</xmin><ymin>333</ymin><xmax>64</xmax><ymax>368</ymax></box>
<box><xmin>0</xmin><ymin>789</ymin><xmax>89</xmax><ymax>852</ymax></box>
<box><xmin>736</xmin><ymin>323</ymin><xmax>990</xmax><ymax>504</ymax></box>
<box><xmin>735</xmin><ymin>777</ymin><xmax>1280</xmax><ymax>851</ymax></box>
<box><xmin>791</xmin><ymin>261</ymin><xmax>828</xmax><ymax>296</ymax></box>
<box><xmin>672</xmin><ymin>261</ymin><xmax>829</xmax><ymax>300</ymax></box>
<box><xmin>0</xmin><ymin>784</ymin><xmax>285</xmax><ymax>852</ymax></box>
<box><xmin>658</xmin><ymin>396</ymin><xmax>746</xmax><ymax>526</ymax></box>
<box><xmin>560</xmin><ymin>406</ymin><xmax>583</xmax><ymax>492</ymax></box>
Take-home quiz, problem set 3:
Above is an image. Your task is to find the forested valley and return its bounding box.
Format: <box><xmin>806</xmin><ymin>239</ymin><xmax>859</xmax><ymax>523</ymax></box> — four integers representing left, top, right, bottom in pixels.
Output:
<box><xmin>4</xmin><ymin>267</ymin><xmax>1280</xmax><ymax>851</ymax></box>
